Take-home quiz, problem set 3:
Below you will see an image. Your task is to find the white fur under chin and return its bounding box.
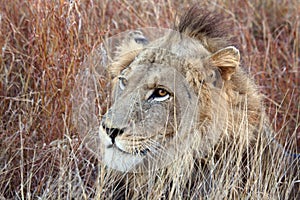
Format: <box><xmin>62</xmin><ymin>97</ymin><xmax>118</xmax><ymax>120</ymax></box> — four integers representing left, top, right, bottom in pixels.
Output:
<box><xmin>103</xmin><ymin>147</ymin><xmax>144</xmax><ymax>172</ymax></box>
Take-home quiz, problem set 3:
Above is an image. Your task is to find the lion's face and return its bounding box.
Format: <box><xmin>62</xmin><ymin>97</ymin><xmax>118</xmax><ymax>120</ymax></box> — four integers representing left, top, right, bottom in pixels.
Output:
<box><xmin>99</xmin><ymin>27</ymin><xmax>240</xmax><ymax>172</ymax></box>
<box><xmin>99</xmin><ymin>61</ymin><xmax>199</xmax><ymax>172</ymax></box>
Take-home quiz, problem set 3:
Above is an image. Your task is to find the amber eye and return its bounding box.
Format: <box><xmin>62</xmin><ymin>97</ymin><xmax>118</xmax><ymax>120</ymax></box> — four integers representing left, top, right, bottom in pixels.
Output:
<box><xmin>151</xmin><ymin>88</ymin><xmax>170</xmax><ymax>102</ymax></box>
<box><xmin>157</xmin><ymin>88</ymin><xmax>167</xmax><ymax>97</ymax></box>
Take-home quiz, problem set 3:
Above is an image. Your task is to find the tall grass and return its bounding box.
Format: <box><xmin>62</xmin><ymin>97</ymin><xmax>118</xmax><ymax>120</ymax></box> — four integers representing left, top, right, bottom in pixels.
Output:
<box><xmin>0</xmin><ymin>0</ymin><xmax>299</xmax><ymax>199</ymax></box>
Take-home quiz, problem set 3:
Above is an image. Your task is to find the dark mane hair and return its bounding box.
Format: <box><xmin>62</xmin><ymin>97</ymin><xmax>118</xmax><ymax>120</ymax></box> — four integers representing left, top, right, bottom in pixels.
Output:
<box><xmin>176</xmin><ymin>6</ymin><xmax>236</xmax><ymax>52</ymax></box>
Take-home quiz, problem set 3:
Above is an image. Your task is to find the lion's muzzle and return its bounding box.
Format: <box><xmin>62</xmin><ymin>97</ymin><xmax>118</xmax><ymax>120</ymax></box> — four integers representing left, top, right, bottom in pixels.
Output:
<box><xmin>102</xmin><ymin>124</ymin><xmax>124</xmax><ymax>144</ymax></box>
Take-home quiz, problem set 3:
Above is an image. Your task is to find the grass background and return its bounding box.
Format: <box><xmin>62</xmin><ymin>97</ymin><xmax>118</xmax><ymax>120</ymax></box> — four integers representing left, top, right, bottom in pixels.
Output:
<box><xmin>0</xmin><ymin>0</ymin><xmax>299</xmax><ymax>199</ymax></box>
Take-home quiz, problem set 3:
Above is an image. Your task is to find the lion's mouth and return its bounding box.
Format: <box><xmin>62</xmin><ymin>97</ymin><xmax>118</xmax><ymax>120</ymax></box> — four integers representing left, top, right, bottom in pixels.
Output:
<box><xmin>107</xmin><ymin>144</ymin><xmax>129</xmax><ymax>154</ymax></box>
<box><xmin>107</xmin><ymin>144</ymin><xmax>149</xmax><ymax>156</ymax></box>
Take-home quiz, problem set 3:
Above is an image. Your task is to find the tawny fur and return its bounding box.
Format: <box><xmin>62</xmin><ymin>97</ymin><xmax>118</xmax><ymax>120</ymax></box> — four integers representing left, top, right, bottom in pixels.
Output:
<box><xmin>100</xmin><ymin>6</ymin><xmax>274</xmax><ymax>199</ymax></box>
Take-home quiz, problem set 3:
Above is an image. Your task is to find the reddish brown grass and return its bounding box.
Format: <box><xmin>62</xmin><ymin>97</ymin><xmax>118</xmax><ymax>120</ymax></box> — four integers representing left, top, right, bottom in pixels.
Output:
<box><xmin>0</xmin><ymin>0</ymin><xmax>299</xmax><ymax>198</ymax></box>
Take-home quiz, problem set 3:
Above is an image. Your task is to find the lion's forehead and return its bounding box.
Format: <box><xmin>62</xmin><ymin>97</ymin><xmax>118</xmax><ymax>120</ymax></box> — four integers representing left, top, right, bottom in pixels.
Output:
<box><xmin>121</xmin><ymin>63</ymin><xmax>194</xmax><ymax>92</ymax></box>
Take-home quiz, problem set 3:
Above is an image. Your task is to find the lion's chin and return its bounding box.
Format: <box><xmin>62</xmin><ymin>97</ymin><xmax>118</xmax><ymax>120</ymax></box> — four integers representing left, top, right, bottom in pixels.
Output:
<box><xmin>103</xmin><ymin>146</ymin><xmax>144</xmax><ymax>172</ymax></box>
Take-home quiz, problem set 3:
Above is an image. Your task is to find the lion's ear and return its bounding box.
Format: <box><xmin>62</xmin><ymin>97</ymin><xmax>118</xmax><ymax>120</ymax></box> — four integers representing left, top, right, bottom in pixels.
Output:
<box><xmin>207</xmin><ymin>46</ymin><xmax>240</xmax><ymax>81</ymax></box>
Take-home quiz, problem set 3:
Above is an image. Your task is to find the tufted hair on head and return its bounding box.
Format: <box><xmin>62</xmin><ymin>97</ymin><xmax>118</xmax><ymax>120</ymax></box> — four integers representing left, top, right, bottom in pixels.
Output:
<box><xmin>176</xmin><ymin>6</ymin><xmax>236</xmax><ymax>52</ymax></box>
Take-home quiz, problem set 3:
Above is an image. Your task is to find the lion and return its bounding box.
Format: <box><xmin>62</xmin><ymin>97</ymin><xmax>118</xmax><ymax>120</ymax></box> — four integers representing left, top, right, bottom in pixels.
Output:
<box><xmin>95</xmin><ymin>6</ymin><xmax>293</xmax><ymax>199</ymax></box>
<box><xmin>99</xmin><ymin>6</ymin><xmax>266</xmax><ymax>172</ymax></box>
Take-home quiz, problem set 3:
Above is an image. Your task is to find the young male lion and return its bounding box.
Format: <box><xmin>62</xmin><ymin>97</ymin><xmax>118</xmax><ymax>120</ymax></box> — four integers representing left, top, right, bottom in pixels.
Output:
<box><xmin>100</xmin><ymin>6</ymin><xmax>266</xmax><ymax>171</ymax></box>
<box><xmin>95</xmin><ymin>6</ymin><xmax>296</xmax><ymax>199</ymax></box>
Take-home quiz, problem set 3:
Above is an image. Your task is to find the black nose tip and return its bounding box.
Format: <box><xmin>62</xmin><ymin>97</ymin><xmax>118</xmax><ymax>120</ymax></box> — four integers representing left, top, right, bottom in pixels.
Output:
<box><xmin>102</xmin><ymin>123</ymin><xmax>124</xmax><ymax>144</ymax></box>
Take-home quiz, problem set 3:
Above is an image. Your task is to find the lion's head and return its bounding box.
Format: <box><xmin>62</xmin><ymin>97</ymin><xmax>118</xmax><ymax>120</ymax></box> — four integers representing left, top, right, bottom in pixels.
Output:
<box><xmin>99</xmin><ymin>7</ymin><xmax>264</xmax><ymax>172</ymax></box>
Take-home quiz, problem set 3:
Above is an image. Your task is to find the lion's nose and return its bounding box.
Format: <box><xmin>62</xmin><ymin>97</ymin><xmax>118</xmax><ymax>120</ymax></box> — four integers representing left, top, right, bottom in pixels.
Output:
<box><xmin>102</xmin><ymin>123</ymin><xmax>124</xmax><ymax>144</ymax></box>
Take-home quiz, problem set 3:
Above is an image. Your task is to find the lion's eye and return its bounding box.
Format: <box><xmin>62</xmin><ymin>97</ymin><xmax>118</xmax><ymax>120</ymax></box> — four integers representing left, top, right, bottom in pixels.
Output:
<box><xmin>151</xmin><ymin>88</ymin><xmax>170</xmax><ymax>102</ymax></box>
<box><xmin>157</xmin><ymin>89</ymin><xmax>167</xmax><ymax>96</ymax></box>
<box><xmin>119</xmin><ymin>77</ymin><xmax>127</xmax><ymax>90</ymax></box>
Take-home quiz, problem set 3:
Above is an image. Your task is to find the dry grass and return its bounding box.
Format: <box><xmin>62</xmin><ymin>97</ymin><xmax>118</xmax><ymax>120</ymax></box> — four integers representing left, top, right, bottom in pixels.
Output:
<box><xmin>0</xmin><ymin>0</ymin><xmax>299</xmax><ymax>199</ymax></box>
